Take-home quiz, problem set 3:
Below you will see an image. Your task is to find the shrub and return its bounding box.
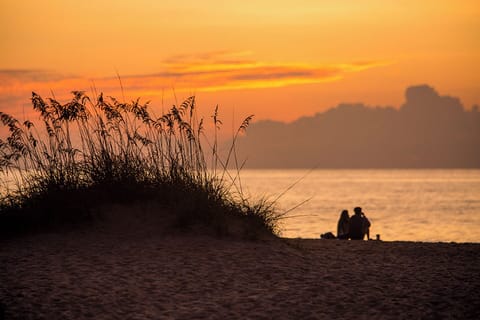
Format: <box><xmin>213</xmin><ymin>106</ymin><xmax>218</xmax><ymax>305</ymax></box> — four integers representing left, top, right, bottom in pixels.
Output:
<box><xmin>0</xmin><ymin>92</ymin><xmax>279</xmax><ymax>238</ymax></box>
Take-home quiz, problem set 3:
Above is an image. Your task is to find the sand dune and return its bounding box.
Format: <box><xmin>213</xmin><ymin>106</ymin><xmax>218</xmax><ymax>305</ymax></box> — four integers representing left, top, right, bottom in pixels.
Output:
<box><xmin>1</xmin><ymin>229</ymin><xmax>479</xmax><ymax>319</ymax></box>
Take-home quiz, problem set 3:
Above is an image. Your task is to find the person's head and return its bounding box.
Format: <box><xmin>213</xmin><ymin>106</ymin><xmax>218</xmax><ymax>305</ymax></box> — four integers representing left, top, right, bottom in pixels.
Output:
<box><xmin>354</xmin><ymin>207</ymin><xmax>362</xmax><ymax>215</ymax></box>
<box><xmin>340</xmin><ymin>210</ymin><xmax>349</xmax><ymax>219</ymax></box>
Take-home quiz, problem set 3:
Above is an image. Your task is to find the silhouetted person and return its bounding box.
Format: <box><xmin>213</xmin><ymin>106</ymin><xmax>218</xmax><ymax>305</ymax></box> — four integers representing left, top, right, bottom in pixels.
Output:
<box><xmin>363</xmin><ymin>211</ymin><xmax>371</xmax><ymax>240</ymax></box>
<box><xmin>337</xmin><ymin>209</ymin><xmax>350</xmax><ymax>239</ymax></box>
<box><xmin>349</xmin><ymin>207</ymin><xmax>371</xmax><ymax>240</ymax></box>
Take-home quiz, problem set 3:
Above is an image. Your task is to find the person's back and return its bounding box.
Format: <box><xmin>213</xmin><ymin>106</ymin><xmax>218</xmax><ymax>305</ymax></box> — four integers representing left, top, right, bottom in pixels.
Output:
<box><xmin>349</xmin><ymin>207</ymin><xmax>369</xmax><ymax>240</ymax></box>
<box><xmin>337</xmin><ymin>210</ymin><xmax>350</xmax><ymax>239</ymax></box>
<box><xmin>348</xmin><ymin>213</ymin><xmax>364</xmax><ymax>240</ymax></box>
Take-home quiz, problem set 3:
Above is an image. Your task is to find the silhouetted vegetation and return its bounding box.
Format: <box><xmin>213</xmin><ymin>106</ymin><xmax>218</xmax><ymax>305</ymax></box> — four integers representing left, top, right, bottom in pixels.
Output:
<box><xmin>0</xmin><ymin>92</ymin><xmax>278</xmax><ymax>239</ymax></box>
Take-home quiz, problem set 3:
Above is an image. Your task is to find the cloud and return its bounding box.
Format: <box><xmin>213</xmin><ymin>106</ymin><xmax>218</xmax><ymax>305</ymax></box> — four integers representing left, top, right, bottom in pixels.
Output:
<box><xmin>0</xmin><ymin>70</ymin><xmax>87</xmax><ymax>117</ymax></box>
<box><xmin>0</xmin><ymin>69</ymin><xmax>83</xmax><ymax>103</ymax></box>
<box><xmin>0</xmin><ymin>52</ymin><xmax>389</xmax><ymax>117</ymax></box>
<box><xmin>0</xmin><ymin>53</ymin><xmax>388</xmax><ymax>95</ymax></box>
<box><xmin>108</xmin><ymin>52</ymin><xmax>388</xmax><ymax>93</ymax></box>
<box><xmin>162</xmin><ymin>50</ymin><xmax>255</xmax><ymax>65</ymax></box>
<box><xmin>236</xmin><ymin>85</ymin><xmax>479</xmax><ymax>168</ymax></box>
<box><xmin>0</xmin><ymin>69</ymin><xmax>77</xmax><ymax>83</ymax></box>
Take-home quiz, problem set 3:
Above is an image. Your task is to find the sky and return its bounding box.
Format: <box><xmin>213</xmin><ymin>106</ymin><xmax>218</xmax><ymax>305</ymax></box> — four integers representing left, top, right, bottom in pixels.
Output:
<box><xmin>1</xmin><ymin>0</ymin><xmax>479</xmax><ymax>126</ymax></box>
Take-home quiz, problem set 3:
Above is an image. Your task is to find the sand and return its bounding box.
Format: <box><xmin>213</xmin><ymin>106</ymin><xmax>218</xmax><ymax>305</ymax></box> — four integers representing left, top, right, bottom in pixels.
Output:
<box><xmin>1</xmin><ymin>229</ymin><xmax>479</xmax><ymax>319</ymax></box>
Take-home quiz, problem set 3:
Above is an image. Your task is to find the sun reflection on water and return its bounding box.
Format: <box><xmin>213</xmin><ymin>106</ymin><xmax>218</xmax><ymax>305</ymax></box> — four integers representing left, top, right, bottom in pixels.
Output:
<box><xmin>239</xmin><ymin>169</ymin><xmax>480</xmax><ymax>243</ymax></box>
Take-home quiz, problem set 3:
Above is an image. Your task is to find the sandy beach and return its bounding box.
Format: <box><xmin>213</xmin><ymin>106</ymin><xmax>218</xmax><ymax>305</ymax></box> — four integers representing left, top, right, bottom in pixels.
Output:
<box><xmin>1</xmin><ymin>225</ymin><xmax>479</xmax><ymax>320</ymax></box>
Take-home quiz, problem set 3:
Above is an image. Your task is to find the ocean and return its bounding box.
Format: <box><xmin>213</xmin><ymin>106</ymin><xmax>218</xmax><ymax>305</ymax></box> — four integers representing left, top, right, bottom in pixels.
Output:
<box><xmin>237</xmin><ymin>169</ymin><xmax>480</xmax><ymax>243</ymax></box>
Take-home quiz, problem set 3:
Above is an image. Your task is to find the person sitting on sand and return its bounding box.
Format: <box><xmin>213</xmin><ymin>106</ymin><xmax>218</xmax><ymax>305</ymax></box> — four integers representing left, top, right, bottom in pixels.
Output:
<box><xmin>362</xmin><ymin>211</ymin><xmax>371</xmax><ymax>240</ymax></box>
<box><xmin>349</xmin><ymin>207</ymin><xmax>371</xmax><ymax>240</ymax></box>
<box><xmin>337</xmin><ymin>210</ymin><xmax>350</xmax><ymax>240</ymax></box>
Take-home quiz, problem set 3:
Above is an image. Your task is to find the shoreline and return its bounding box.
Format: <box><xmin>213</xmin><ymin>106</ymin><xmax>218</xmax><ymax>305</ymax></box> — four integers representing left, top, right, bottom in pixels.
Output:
<box><xmin>287</xmin><ymin>237</ymin><xmax>480</xmax><ymax>244</ymax></box>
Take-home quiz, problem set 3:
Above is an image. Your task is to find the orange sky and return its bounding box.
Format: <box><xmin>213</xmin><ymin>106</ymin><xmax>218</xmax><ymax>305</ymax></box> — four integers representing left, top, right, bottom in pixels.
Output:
<box><xmin>1</xmin><ymin>0</ymin><xmax>479</xmax><ymax>125</ymax></box>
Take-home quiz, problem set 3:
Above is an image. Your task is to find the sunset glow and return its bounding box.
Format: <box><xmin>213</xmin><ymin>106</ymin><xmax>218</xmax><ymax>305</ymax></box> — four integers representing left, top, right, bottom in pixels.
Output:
<box><xmin>1</xmin><ymin>0</ymin><xmax>479</xmax><ymax>122</ymax></box>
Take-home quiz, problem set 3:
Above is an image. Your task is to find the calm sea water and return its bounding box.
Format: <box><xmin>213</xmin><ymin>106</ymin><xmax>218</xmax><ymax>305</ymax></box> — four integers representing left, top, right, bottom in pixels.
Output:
<box><xmin>238</xmin><ymin>169</ymin><xmax>480</xmax><ymax>243</ymax></box>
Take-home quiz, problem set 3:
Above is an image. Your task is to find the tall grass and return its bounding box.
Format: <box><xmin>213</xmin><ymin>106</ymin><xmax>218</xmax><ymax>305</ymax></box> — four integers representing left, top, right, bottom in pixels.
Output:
<box><xmin>0</xmin><ymin>91</ymin><xmax>278</xmax><ymax>238</ymax></box>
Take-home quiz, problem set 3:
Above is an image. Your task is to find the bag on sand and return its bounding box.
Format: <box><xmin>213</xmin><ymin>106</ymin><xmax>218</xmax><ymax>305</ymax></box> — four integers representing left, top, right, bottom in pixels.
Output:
<box><xmin>320</xmin><ymin>232</ymin><xmax>336</xmax><ymax>239</ymax></box>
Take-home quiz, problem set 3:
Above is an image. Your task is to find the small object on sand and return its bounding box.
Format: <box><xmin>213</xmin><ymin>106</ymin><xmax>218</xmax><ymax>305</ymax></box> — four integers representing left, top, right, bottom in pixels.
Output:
<box><xmin>320</xmin><ymin>232</ymin><xmax>335</xmax><ymax>239</ymax></box>
<box><xmin>376</xmin><ymin>234</ymin><xmax>381</xmax><ymax>241</ymax></box>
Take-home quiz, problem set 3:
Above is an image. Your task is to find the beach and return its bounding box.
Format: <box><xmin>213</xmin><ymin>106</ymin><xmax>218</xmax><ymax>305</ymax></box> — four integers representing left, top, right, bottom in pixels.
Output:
<box><xmin>1</xmin><ymin>227</ymin><xmax>479</xmax><ymax>319</ymax></box>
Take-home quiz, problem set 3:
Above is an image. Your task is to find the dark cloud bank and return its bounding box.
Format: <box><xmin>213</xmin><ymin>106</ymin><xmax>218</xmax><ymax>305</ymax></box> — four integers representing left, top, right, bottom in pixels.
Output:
<box><xmin>236</xmin><ymin>85</ymin><xmax>480</xmax><ymax>168</ymax></box>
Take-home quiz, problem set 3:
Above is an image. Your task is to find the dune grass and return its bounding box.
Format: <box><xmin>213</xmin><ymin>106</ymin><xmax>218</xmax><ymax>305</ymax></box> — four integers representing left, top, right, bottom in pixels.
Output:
<box><xmin>0</xmin><ymin>91</ymin><xmax>279</xmax><ymax>239</ymax></box>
